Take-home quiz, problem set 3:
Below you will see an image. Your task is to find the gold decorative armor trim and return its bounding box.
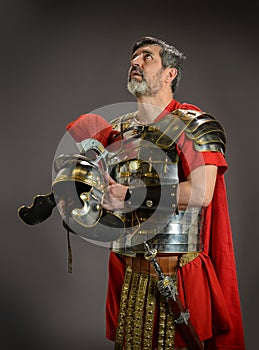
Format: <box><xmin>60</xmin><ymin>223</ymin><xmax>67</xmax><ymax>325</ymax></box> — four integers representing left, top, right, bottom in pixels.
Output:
<box><xmin>111</xmin><ymin>109</ymin><xmax>226</xmax><ymax>158</ymax></box>
<box><xmin>115</xmin><ymin>266</ymin><xmax>179</xmax><ymax>349</ymax></box>
<box><xmin>132</xmin><ymin>274</ymin><xmax>149</xmax><ymax>348</ymax></box>
<box><xmin>125</xmin><ymin>270</ymin><xmax>140</xmax><ymax>348</ymax></box>
<box><xmin>115</xmin><ymin>253</ymin><xmax>199</xmax><ymax>349</ymax></box>
<box><xmin>179</xmin><ymin>252</ymin><xmax>200</xmax><ymax>267</ymax></box>
<box><xmin>175</xmin><ymin>108</ymin><xmax>226</xmax><ymax>155</ymax></box>
<box><xmin>115</xmin><ymin>266</ymin><xmax>132</xmax><ymax>345</ymax></box>
<box><xmin>143</xmin><ymin>277</ymin><xmax>157</xmax><ymax>349</ymax></box>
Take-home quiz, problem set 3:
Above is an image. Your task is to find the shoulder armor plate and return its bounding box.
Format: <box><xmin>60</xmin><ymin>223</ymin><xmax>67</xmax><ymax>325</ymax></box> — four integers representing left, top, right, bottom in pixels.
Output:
<box><xmin>173</xmin><ymin>109</ymin><xmax>226</xmax><ymax>154</ymax></box>
<box><xmin>110</xmin><ymin>112</ymin><xmax>137</xmax><ymax>132</ymax></box>
<box><xmin>110</xmin><ymin>109</ymin><xmax>226</xmax><ymax>154</ymax></box>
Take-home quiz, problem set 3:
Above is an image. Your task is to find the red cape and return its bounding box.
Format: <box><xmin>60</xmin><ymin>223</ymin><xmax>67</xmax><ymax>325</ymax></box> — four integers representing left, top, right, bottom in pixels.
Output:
<box><xmin>67</xmin><ymin>100</ymin><xmax>245</xmax><ymax>349</ymax></box>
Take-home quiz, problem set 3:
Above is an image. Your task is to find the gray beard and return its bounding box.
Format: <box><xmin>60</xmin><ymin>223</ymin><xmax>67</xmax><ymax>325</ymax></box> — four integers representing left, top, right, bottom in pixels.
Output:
<box><xmin>127</xmin><ymin>79</ymin><xmax>152</xmax><ymax>97</ymax></box>
<box><xmin>127</xmin><ymin>69</ymin><xmax>164</xmax><ymax>97</ymax></box>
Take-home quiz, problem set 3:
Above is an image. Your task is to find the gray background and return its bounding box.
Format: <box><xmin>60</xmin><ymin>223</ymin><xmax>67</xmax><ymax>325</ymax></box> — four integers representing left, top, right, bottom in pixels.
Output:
<box><xmin>1</xmin><ymin>1</ymin><xmax>258</xmax><ymax>349</ymax></box>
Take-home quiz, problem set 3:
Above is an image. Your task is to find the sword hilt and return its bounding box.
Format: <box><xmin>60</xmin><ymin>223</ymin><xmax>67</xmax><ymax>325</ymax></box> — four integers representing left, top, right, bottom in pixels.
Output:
<box><xmin>144</xmin><ymin>242</ymin><xmax>164</xmax><ymax>280</ymax></box>
<box><xmin>144</xmin><ymin>242</ymin><xmax>178</xmax><ymax>300</ymax></box>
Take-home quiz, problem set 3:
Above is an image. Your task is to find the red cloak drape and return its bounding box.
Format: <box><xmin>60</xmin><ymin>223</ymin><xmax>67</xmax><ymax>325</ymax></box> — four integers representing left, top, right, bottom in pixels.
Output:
<box><xmin>67</xmin><ymin>100</ymin><xmax>245</xmax><ymax>349</ymax></box>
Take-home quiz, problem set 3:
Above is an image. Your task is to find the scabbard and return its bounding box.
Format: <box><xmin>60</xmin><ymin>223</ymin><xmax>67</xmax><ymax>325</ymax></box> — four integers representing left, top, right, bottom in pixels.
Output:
<box><xmin>144</xmin><ymin>243</ymin><xmax>204</xmax><ymax>350</ymax></box>
<box><xmin>167</xmin><ymin>296</ymin><xmax>204</xmax><ymax>350</ymax></box>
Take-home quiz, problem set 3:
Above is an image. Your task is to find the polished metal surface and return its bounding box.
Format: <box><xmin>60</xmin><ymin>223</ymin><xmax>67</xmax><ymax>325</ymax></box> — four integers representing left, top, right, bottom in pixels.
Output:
<box><xmin>112</xmin><ymin>207</ymin><xmax>203</xmax><ymax>254</ymax></box>
<box><xmin>109</xmin><ymin>113</ymin><xmax>204</xmax><ymax>254</ymax></box>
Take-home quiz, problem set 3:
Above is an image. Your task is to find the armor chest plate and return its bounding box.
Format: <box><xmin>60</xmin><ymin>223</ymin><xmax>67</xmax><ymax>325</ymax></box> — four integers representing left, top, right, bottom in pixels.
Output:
<box><xmin>108</xmin><ymin>114</ymin><xmax>179</xmax><ymax>187</ymax></box>
<box><xmin>108</xmin><ymin>113</ymin><xmax>203</xmax><ymax>254</ymax></box>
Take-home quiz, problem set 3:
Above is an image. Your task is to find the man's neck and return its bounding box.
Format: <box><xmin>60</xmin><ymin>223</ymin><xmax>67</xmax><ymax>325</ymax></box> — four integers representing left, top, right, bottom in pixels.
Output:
<box><xmin>136</xmin><ymin>92</ymin><xmax>174</xmax><ymax>124</ymax></box>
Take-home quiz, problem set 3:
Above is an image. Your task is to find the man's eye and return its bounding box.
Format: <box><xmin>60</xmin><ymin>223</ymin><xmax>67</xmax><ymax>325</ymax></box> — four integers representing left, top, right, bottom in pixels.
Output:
<box><xmin>145</xmin><ymin>54</ymin><xmax>153</xmax><ymax>60</ymax></box>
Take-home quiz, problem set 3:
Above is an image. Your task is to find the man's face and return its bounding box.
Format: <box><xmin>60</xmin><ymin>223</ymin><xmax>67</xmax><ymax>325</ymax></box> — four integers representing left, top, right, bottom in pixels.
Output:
<box><xmin>127</xmin><ymin>44</ymin><xmax>166</xmax><ymax>97</ymax></box>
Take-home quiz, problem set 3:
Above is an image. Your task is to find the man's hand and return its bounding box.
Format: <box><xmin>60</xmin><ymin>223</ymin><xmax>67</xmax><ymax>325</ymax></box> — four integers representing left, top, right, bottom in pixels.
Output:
<box><xmin>102</xmin><ymin>176</ymin><xmax>129</xmax><ymax>210</ymax></box>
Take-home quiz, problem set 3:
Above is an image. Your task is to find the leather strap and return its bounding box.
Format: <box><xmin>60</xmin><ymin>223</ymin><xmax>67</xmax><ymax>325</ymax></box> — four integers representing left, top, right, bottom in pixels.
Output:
<box><xmin>124</xmin><ymin>254</ymin><xmax>179</xmax><ymax>277</ymax></box>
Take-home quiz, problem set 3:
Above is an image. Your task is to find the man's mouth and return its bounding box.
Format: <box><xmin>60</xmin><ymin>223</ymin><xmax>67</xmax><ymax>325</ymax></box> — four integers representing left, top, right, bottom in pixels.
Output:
<box><xmin>130</xmin><ymin>69</ymin><xmax>143</xmax><ymax>80</ymax></box>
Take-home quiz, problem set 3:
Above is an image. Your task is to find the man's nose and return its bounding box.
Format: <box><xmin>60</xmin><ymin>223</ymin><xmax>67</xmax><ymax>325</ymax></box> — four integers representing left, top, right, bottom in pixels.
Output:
<box><xmin>131</xmin><ymin>63</ymin><xmax>140</xmax><ymax>71</ymax></box>
<box><xmin>131</xmin><ymin>54</ymin><xmax>142</xmax><ymax>66</ymax></box>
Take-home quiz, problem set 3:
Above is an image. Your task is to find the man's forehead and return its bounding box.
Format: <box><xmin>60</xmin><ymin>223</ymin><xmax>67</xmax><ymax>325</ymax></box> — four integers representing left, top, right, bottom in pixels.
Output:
<box><xmin>132</xmin><ymin>44</ymin><xmax>161</xmax><ymax>56</ymax></box>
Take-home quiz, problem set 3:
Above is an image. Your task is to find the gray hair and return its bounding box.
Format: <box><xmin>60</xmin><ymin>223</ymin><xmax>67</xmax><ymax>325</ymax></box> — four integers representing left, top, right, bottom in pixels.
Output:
<box><xmin>131</xmin><ymin>36</ymin><xmax>186</xmax><ymax>93</ymax></box>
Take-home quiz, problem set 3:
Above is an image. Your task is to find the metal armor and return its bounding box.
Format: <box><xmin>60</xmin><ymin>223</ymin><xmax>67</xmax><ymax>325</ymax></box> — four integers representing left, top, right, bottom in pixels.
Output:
<box><xmin>18</xmin><ymin>109</ymin><xmax>226</xmax><ymax>251</ymax></box>
<box><xmin>108</xmin><ymin>109</ymin><xmax>226</xmax><ymax>255</ymax></box>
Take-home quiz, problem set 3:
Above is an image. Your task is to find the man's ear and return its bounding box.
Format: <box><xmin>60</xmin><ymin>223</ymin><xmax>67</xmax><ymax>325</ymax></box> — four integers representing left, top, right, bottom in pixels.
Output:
<box><xmin>165</xmin><ymin>67</ymin><xmax>178</xmax><ymax>83</ymax></box>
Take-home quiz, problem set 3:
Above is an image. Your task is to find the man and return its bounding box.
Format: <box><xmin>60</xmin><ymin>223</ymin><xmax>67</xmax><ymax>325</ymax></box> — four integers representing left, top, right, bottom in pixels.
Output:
<box><xmin>65</xmin><ymin>36</ymin><xmax>245</xmax><ymax>349</ymax></box>
<box><xmin>18</xmin><ymin>35</ymin><xmax>245</xmax><ymax>349</ymax></box>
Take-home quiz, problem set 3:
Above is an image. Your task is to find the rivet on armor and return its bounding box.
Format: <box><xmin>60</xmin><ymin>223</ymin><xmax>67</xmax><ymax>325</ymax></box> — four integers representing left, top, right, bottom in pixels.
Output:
<box><xmin>146</xmin><ymin>200</ymin><xmax>153</xmax><ymax>208</ymax></box>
